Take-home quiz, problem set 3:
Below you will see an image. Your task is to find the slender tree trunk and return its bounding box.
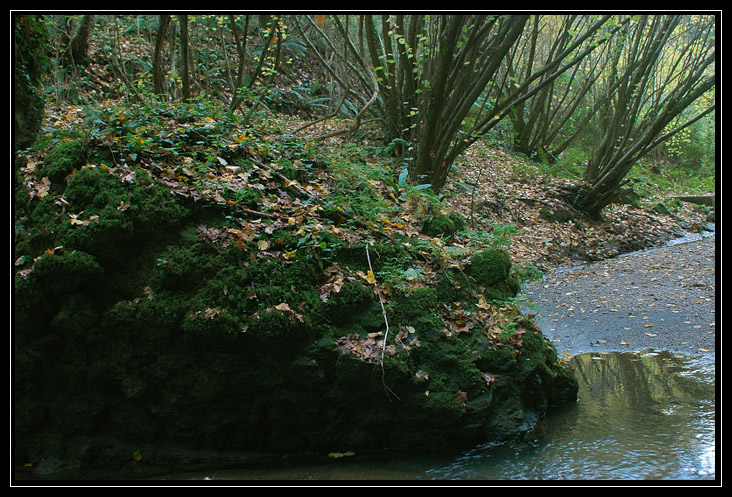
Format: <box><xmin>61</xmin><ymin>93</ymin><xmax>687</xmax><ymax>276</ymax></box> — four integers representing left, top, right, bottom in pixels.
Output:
<box><xmin>153</xmin><ymin>15</ymin><xmax>171</xmax><ymax>96</ymax></box>
<box><xmin>178</xmin><ymin>15</ymin><xmax>191</xmax><ymax>102</ymax></box>
<box><xmin>574</xmin><ymin>15</ymin><xmax>715</xmax><ymax>217</ymax></box>
<box><xmin>66</xmin><ymin>14</ymin><xmax>94</xmax><ymax>66</ymax></box>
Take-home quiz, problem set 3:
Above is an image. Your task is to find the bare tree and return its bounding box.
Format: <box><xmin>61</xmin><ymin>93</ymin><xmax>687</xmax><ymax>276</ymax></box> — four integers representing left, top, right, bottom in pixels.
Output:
<box><xmin>228</xmin><ymin>15</ymin><xmax>286</xmax><ymax>115</ymax></box>
<box><xmin>500</xmin><ymin>15</ymin><xmax>620</xmax><ymax>161</ymax></box>
<box><xmin>178</xmin><ymin>14</ymin><xmax>191</xmax><ymax>102</ymax></box>
<box><xmin>573</xmin><ymin>14</ymin><xmax>715</xmax><ymax>217</ymax></box>
<box><xmin>299</xmin><ymin>14</ymin><xmax>614</xmax><ymax>191</ymax></box>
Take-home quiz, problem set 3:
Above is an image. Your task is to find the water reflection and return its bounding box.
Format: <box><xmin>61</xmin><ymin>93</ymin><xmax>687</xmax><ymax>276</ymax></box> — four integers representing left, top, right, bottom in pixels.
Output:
<box><xmin>425</xmin><ymin>350</ymin><xmax>716</xmax><ymax>481</ymax></box>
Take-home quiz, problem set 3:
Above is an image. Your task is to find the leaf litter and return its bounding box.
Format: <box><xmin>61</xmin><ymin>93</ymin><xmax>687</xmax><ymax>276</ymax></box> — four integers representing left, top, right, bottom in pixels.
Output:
<box><xmin>16</xmin><ymin>107</ymin><xmax>713</xmax><ymax>363</ymax></box>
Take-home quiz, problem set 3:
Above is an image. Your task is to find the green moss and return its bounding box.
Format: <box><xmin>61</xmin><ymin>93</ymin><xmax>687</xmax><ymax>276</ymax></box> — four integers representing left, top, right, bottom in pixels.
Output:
<box><xmin>222</xmin><ymin>187</ymin><xmax>262</xmax><ymax>209</ymax></box>
<box><xmin>41</xmin><ymin>140</ymin><xmax>87</xmax><ymax>186</ymax></box>
<box><xmin>65</xmin><ymin>166</ymin><xmax>187</xmax><ymax>231</ymax></box>
<box><xmin>182</xmin><ymin>307</ymin><xmax>241</xmax><ymax>343</ymax></box>
<box><xmin>466</xmin><ymin>249</ymin><xmax>520</xmax><ymax>301</ymax></box>
<box><xmin>270</xmin><ymin>229</ymin><xmax>298</xmax><ymax>250</ymax></box>
<box><xmin>422</xmin><ymin>214</ymin><xmax>459</xmax><ymax>238</ymax></box>
<box><xmin>325</xmin><ymin>280</ymin><xmax>374</xmax><ymax>325</ymax></box>
<box><xmin>158</xmin><ymin>242</ymin><xmax>226</xmax><ymax>292</ymax></box>
<box><xmin>390</xmin><ymin>286</ymin><xmax>438</xmax><ymax>323</ymax></box>
<box><xmin>246</xmin><ymin>308</ymin><xmax>303</xmax><ymax>339</ymax></box>
<box><xmin>335</xmin><ymin>242</ymin><xmax>408</xmax><ymax>272</ymax></box>
<box><xmin>469</xmin><ymin>249</ymin><xmax>511</xmax><ymax>287</ymax></box>
<box><xmin>475</xmin><ymin>344</ymin><xmax>517</xmax><ymax>371</ymax></box>
<box><xmin>30</xmin><ymin>249</ymin><xmax>103</xmax><ymax>292</ymax></box>
<box><xmin>64</xmin><ymin>166</ymin><xmax>113</xmax><ymax>210</ymax></box>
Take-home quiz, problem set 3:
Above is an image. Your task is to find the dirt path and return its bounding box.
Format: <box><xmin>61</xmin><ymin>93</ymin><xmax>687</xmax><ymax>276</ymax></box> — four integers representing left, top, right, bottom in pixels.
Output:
<box><xmin>519</xmin><ymin>235</ymin><xmax>716</xmax><ymax>358</ymax></box>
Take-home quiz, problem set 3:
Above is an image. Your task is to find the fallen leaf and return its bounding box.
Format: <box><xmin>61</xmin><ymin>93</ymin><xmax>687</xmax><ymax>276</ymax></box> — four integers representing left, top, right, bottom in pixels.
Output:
<box><xmin>481</xmin><ymin>372</ymin><xmax>497</xmax><ymax>386</ymax></box>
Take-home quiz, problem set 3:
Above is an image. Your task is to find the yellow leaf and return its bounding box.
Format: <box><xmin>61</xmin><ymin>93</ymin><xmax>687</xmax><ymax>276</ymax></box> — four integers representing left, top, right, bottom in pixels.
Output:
<box><xmin>365</xmin><ymin>270</ymin><xmax>377</xmax><ymax>285</ymax></box>
<box><xmin>257</xmin><ymin>240</ymin><xmax>270</xmax><ymax>251</ymax></box>
<box><xmin>132</xmin><ymin>451</ymin><xmax>142</xmax><ymax>462</ymax></box>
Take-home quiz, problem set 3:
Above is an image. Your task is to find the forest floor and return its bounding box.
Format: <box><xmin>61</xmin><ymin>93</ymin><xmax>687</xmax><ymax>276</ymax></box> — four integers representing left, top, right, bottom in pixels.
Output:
<box><xmin>447</xmin><ymin>142</ymin><xmax>713</xmax><ymax>269</ymax></box>
<box><xmin>282</xmin><ymin>115</ymin><xmax>714</xmax><ymax>270</ymax></box>
<box><xmin>34</xmin><ymin>101</ymin><xmax>715</xmax><ymax>276</ymax></box>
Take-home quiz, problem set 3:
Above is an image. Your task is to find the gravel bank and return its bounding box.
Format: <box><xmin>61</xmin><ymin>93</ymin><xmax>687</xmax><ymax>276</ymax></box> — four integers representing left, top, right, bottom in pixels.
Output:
<box><xmin>519</xmin><ymin>235</ymin><xmax>716</xmax><ymax>358</ymax></box>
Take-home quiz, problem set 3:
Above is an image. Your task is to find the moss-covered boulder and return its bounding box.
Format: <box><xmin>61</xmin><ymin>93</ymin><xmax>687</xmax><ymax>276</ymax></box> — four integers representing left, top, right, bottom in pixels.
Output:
<box><xmin>422</xmin><ymin>213</ymin><xmax>466</xmax><ymax>238</ymax></box>
<box><xmin>13</xmin><ymin>142</ymin><xmax>577</xmax><ymax>478</ymax></box>
<box><xmin>467</xmin><ymin>248</ymin><xmax>520</xmax><ymax>301</ymax></box>
<box><xmin>40</xmin><ymin>140</ymin><xmax>88</xmax><ymax>187</ymax></box>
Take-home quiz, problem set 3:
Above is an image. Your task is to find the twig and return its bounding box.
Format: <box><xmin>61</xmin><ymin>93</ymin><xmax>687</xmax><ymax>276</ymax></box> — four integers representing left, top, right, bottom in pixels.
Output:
<box><xmin>364</xmin><ymin>243</ymin><xmax>400</xmax><ymax>401</ymax></box>
<box><xmin>365</xmin><ymin>242</ymin><xmax>390</xmax><ymax>368</ymax></box>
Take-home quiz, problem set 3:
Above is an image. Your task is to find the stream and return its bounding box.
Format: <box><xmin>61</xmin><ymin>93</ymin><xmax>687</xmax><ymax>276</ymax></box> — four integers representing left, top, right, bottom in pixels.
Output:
<box><xmin>155</xmin><ymin>229</ymin><xmax>717</xmax><ymax>483</ymax></box>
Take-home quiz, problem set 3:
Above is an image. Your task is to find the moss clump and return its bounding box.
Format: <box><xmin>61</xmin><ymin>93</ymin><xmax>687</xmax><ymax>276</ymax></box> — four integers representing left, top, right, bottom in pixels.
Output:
<box><xmin>182</xmin><ymin>307</ymin><xmax>241</xmax><ymax>344</ymax></box>
<box><xmin>325</xmin><ymin>280</ymin><xmax>375</xmax><ymax>325</ymax></box>
<box><xmin>246</xmin><ymin>307</ymin><xmax>305</xmax><ymax>340</ymax></box>
<box><xmin>422</xmin><ymin>213</ymin><xmax>466</xmax><ymax>238</ymax></box>
<box><xmin>389</xmin><ymin>286</ymin><xmax>438</xmax><ymax>324</ymax></box>
<box><xmin>27</xmin><ymin>249</ymin><xmax>103</xmax><ymax>293</ymax></box>
<box><xmin>158</xmin><ymin>242</ymin><xmax>226</xmax><ymax>292</ymax></box>
<box><xmin>41</xmin><ymin>140</ymin><xmax>88</xmax><ymax>186</ymax></box>
<box><xmin>469</xmin><ymin>249</ymin><xmax>511</xmax><ymax>287</ymax></box>
<box><xmin>65</xmin><ymin>166</ymin><xmax>187</xmax><ymax>231</ymax></box>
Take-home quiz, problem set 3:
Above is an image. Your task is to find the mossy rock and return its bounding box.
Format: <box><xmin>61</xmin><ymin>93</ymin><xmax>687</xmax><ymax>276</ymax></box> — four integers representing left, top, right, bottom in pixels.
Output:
<box><xmin>65</xmin><ymin>166</ymin><xmax>187</xmax><ymax>231</ymax></box>
<box><xmin>468</xmin><ymin>249</ymin><xmax>512</xmax><ymax>288</ymax></box>
<box><xmin>41</xmin><ymin>140</ymin><xmax>88</xmax><ymax>187</ymax></box>
<box><xmin>26</xmin><ymin>249</ymin><xmax>103</xmax><ymax>293</ymax></box>
<box><xmin>422</xmin><ymin>213</ymin><xmax>466</xmax><ymax>238</ymax></box>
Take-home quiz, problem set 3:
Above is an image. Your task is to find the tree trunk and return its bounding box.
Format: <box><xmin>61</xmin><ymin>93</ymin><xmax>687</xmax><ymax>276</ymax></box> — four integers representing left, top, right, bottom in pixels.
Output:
<box><xmin>13</xmin><ymin>15</ymin><xmax>46</xmax><ymax>151</ymax></box>
<box><xmin>153</xmin><ymin>15</ymin><xmax>171</xmax><ymax>96</ymax></box>
<box><xmin>177</xmin><ymin>15</ymin><xmax>190</xmax><ymax>102</ymax></box>
<box><xmin>67</xmin><ymin>14</ymin><xmax>94</xmax><ymax>66</ymax></box>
